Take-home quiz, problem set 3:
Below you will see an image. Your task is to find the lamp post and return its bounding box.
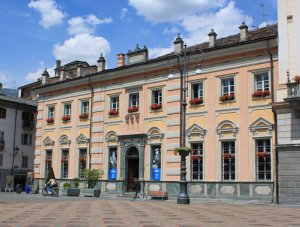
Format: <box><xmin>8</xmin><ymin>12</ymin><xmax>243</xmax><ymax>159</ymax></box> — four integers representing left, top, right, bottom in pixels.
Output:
<box><xmin>11</xmin><ymin>146</ymin><xmax>19</xmax><ymax>175</ymax></box>
<box><xmin>168</xmin><ymin>43</ymin><xmax>190</xmax><ymax>204</ymax></box>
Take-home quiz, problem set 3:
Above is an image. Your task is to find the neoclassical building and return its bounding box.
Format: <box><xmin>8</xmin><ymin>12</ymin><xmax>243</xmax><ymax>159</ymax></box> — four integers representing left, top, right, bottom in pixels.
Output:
<box><xmin>32</xmin><ymin>24</ymin><xmax>278</xmax><ymax>200</ymax></box>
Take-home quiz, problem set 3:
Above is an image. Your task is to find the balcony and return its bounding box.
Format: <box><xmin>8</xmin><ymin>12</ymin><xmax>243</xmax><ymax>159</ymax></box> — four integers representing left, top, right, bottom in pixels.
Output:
<box><xmin>0</xmin><ymin>141</ymin><xmax>4</xmax><ymax>151</ymax></box>
<box><xmin>285</xmin><ymin>82</ymin><xmax>300</xmax><ymax>110</ymax></box>
<box><xmin>22</xmin><ymin>120</ymin><xmax>35</xmax><ymax>129</ymax></box>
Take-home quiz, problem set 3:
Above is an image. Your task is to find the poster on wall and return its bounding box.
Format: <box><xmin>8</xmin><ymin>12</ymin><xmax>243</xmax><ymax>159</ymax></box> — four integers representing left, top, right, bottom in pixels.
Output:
<box><xmin>6</xmin><ymin>175</ymin><xmax>14</xmax><ymax>190</ymax></box>
<box><xmin>109</xmin><ymin>149</ymin><xmax>117</xmax><ymax>180</ymax></box>
<box><xmin>152</xmin><ymin>147</ymin><xmax>161</xmax><ymax>180</ymax></box>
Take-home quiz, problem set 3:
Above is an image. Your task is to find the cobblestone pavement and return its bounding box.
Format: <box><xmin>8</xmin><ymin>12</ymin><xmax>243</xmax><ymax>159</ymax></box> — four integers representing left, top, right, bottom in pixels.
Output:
<box><xmin>0</xmin><ymin>193</ymin><xmax>299</xmax><ymax>227</ymax></box>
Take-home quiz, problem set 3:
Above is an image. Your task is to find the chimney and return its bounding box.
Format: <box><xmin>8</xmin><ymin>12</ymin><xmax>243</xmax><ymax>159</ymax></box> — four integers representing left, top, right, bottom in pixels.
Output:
<box><xmin>77</xmin><ymin>66</ymin><xmax>81</xmax><ymax>77</ymax></box>
<box><xmin>97</xmin><ymin>53</ymin><xmax>106</xmax><ymax>72</ymax></box>
<box><xmin>55</xmin><ymin>60</ymin><xmax>62</xmax><ymax>78</ymax></box>
<box><xmin>208</xmin><ymin>29</ymin><xmax>217</xmax><ymax>48</ymax></box>
<box><xmin>56</xmin><ymin>60</ymin><xmax>61</xmax><ymax>68</ymax></box>
<box><xmin>41</xmin><ymin>69</ymin><xmax>50</xmax><ymax>85</ymax></box>
<box><xmin>239</xmin><ymin>22</ymin><xmax>248</xmax><ymax>41</ymax></box>
<box><xmin>173</xmin><ymin>33</ymin><xmax>184</xmax><ymax>54</ymax></box>
<box><xmin>117</xmin><ymin>53</ymin><xmax>125</xmax><ymax>67</ymax></box>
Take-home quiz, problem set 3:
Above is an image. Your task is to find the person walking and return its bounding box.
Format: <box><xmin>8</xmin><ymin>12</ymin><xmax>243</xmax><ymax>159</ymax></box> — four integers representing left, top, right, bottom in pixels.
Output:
<box><xmin>132</xmin><ymin>178</ymin><xmax>141</xmax><ymax>201</ymax></box>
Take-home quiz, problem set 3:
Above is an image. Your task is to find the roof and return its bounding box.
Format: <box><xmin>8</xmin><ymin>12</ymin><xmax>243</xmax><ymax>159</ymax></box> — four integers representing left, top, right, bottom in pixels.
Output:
<box><xmin>33</xmin><ymin>24</ymin><xmax>278</xmax><ymax>91</ymax></box>
<box><xmin>0</xmin><ymin>94</ymin><xmax>37</xmax><ymax>107</ymax></box>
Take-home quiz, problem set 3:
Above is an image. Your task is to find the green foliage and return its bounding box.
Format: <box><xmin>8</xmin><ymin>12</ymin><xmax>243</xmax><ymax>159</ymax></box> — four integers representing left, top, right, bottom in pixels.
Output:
<box><xmin>83</xmin><ymin>169</ymin><xmax>103</xmax><ymax>189</ymax></box>
<box><xmin>45</xmin><ymin>167</ymin><xmax>56</xmax><ymax>183</ymax></box>
<box><xmin>72</xmin><ymin>178</ymin><xmax>80</xmax><ymax>188</ymax></box>
<box><xmin>63</xmin><ymin>182</ymin><xmax>71</xmax><ymax>189</ymax></box>
<box><xmin>175</xmin><ymin>147</ymin><xmax>192</xmax><ymax>156</ymax></box>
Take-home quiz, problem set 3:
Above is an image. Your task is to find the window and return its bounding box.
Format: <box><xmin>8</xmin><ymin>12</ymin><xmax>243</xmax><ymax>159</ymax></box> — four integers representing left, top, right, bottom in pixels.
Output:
<box><xmin>48</xmin><ymin>106</ymin><xmax>55</xmax><ymax>119</ymax></box>
<box><xmin>61</xmin><ymin>149</ymin><xmax>69</xmax><ymax>179</ymax></box>
<box><xmin>129</xmin><ymin>93</ymin><xmax>139</xmax><ymax>108</ymax></box>
<box><xmin>222</xmin><ymin>141</ymin><xmax>235</xmax><ymax>181</ymax></box>
<box><xmin>151</xmin><ymin>146</ymin><xmax>161</xmax><ymax>180</ymax></box>
<box><xmin>110</xmin><ymin>96</ymin><xmax>119</xmax><ymax>111</ymax></box>
<box><xmin>254</xmin><ymin>72</ymin><xmax>269</xmax><ymax>92</ymax></box>
<box><xmin>21</xmin><ymin>133</ymin><xmax>32</xmax><ymax>145</ymax></box>
<box><xmin>191</xmin><ymin>82</ymin><xmax>204</xmax><ymax>99</ymax></box>
<box><xmin>152</xmin><ymin>89</ymin><xmax>162</xmax><ymax>105</ymax></box>
<box><xmin>0</xmin><ymin>108</ymin><xmax>6</xmax><ymax>119</ymax></box>
<box><xmin>256</xmin><ymin>139</ymin><xmax>271</xmax><ymax>181</ymax></box>
<box><xmin>64</xmin><ymin>104</ymin><xmax>71</xmax><ymax>116</ymax></box>
<box><xmin>81</xmin><ymin>101</ymin><xmax>89</xmax><ymax>114</ymax></box>
<box><xmin>221</xmin><ymin>78</ymin><xmax>235</xmax><ymax>96</ymax></box>
<box><xmin>79</xmin><ymin>149</ymin><xmax>87</xmax><ymax>179</ymax></box>
<box><xmin>45</xmin><ymin>150</ymin><xmax>52</xmax><ymax>178</ymax></box>
<box><xmin>0</xmin><ymin>131</ymin><xmax>4</xmax><ymax>150</ymax></box>
<box><xmin>22</xmin><ymin>112</ymin><xmax>34</xmax><ymax>128</ymax></box>
<box><xmin>21</xmin><ymin>156</ymin><xmax>28</xmax><ymax>168</ymax></box>
<box><xmin>191</xmin><ymin>143</ymin><xmax>204</xmax><ymax>180</ymax></box>
<box><xmin>108</xmin><ymin>147</ymin><xmax>117</xmax><ymax>180</ymax></box>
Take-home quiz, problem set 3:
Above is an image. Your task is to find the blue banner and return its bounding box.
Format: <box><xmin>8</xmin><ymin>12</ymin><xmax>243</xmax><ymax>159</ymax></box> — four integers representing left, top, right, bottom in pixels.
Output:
<box><xmin>109</xmin><ymin>168</ymin><xmax>117</xmax><ymax>180</ymax></box>
<box><xmin>152</xmin><ymin>168</ymin><xmax>161</xmax><ymax>180</ymax></box>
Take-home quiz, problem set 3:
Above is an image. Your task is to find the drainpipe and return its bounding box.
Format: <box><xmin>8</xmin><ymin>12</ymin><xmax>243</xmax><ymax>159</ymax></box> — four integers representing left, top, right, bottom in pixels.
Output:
<box><xmin>88</xmin><ymin>75</ymin><xmax>94</xmax><ymax>170</ymax></box>
<box><xmin>267</xmin><ymin>40</ymin><xmax>279</xmax><ymax>204</ymax></box>
<box><xmin>11</xmin><ymin>108</ymin><xmax>18</xmax><ymax>175</ymax></box>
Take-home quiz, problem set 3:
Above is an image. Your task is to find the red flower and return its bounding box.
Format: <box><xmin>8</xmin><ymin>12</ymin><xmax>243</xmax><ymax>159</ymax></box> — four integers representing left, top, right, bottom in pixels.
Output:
<box><xmin>79</xmin><ymin>113</ymin><xmax>89</xmax><ymax>119</ymax></box>
<box><xmin>252</xmin><ymin>90</ymin><xmax>270</xmax><ymax>98</ymax></box>
<box><xmin>256</xmin><ymin>151</ymin><xmax>269</xmax><ymax>158</ymax></box>
<box><xmin>46</xmin><ymin>118</ymin><xmax>54</xmax><ymax>123</ymax></box>
<box><xmin>191</xmin><ymin>155</ymin><xmax>201</xmax><ymax>161</ymax></box>
<box><xmin>219</xmin><ymin>93</ymin><xmax>235</xmax><ymax>102</ymax></box>
<box><xmin>128</xmin><ymin>106</ymin><xmax>139</xmax><ymax>113</ymax></box>
<box><xmin>190</xmin><ymin>97</ymin><xmax>203</xmax><ymax>105</ymax></box>
<box><xmin>151</xmin><ymin>103</ymin><xmax>162</xmax><ymax>110</ymax></box>
<box><xmin>108</xmin><ymin>109</ymin><xmax>119</xmax><ymax>116</ymax></box>
<box><xmin>293</xmin><ymin>76</ymin><xmax>300</xmax><ymax>83</ymax></box>
<box><xmin>45</xmin><ymin>159</ymin><xmax>51</xmax><ymax>163</ymax></box>
<box><xmin>79</xmin><ymin>157</ymin><xmax>86</xmax><ymax>162</ymax></box>
<box><xmin>223</xmin><ymin>153</ymin><xmax>235</xmax><ymax>160</ymax></box>
<box><xmin>61</xmin><ymin>159</ymin><xmax>68</xmax><ymax>163</ymax></box>
<box><xmin>62</xmin><ymin>115</ymin><xmax>71</xmax><ymax>121</ymax></box>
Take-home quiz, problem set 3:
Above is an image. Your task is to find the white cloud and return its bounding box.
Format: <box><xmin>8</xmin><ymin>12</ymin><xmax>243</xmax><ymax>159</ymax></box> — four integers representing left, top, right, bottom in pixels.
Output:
<box><xmin>28</xmin><ymin>0</ymin><xmax>65</xmax><ymax>29</ymax></box>
<box><xmin>67</xmin><ymin>14</ymin><xmax>112</xmax><ymax>35</ymax></box>
<box><xmin>53</xmin><ymin>34</ymin><xmax>111</xmax><ymax>65</ymax></box>
<box><xmin>120</xmin><ymin>8</ymin><xmax>128</xmax><ymax>19</ymax></box>
<box><xmin>129</xmin><ymin>0</ymin><xmax>226</xmax><ymax>23</ymax></box>
<box><xmin>26</xmin><ymin>61</ymin><xmax>55</xmax><ymax>82</ymax></box>
<box><xmin>0</xmin><ymin>73</ymin><xmax>8</xmax><ymax>87</ymax></box>
<box><xmin>258</xmin><ymin>20</ymin><xmax>277</xmax><ymax>28</ymax></box>
<box><xmin>149</xmin><ymin>47</ymin><xmax>173</xmax><ymax>59</ymax></box>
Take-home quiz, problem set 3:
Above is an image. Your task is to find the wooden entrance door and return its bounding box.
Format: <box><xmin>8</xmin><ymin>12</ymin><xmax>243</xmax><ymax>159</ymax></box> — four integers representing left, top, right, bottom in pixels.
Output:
<box><xmin>127</xmin><ymin>158</ymin><xmax>139</xmax><ymax>192</ymax></box>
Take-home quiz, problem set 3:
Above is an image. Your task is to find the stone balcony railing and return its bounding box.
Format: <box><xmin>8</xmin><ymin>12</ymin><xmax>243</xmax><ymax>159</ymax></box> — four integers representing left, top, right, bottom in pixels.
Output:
<box><xmin>287</xmin><ymin>82</ymin><xmax>300</xmax><ymax>98</ymax></box>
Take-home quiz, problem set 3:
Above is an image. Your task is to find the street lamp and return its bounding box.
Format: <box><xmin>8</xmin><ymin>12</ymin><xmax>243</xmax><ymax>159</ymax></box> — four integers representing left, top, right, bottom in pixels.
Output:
<box><xmin>168</xmin><ymin>43</ymin><xmax>190</xmax><ymax>204</ymax></box>
<box><xmin>11</xmin><ymin>146</ymin><xmax>19</xmax><ymax>175</ymax></box>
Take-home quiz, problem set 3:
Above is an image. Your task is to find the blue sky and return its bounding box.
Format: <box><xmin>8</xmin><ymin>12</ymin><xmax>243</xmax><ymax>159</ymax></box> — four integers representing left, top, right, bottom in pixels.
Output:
<box><xmin>0</xmin><ymin>0</ymin><xmax>277</xmax><ymax>88</ymax></box>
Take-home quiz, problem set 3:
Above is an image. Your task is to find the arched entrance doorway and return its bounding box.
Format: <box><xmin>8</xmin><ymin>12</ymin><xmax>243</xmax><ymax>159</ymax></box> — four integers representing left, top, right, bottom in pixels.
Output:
<box><xmin>126</xmin><ymin>146</ymin><xmax>139</xmax><ymax>192</ymax></box>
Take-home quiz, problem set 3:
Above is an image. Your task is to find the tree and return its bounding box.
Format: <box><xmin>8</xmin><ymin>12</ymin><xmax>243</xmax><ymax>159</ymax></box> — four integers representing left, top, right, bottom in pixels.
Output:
<box><xmin>84</xmin><ymin>169</ymin><xmax>103</xmax><ymax>189</ymax></box>
<box><xmin>46</xmin><ymin>167</ymin><xmax>55</xmax><ymax>183</ymax></box>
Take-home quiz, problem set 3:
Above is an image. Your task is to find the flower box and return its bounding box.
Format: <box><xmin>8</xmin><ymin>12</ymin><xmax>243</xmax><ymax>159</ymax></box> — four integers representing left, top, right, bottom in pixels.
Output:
<box><xmin>61</xmin><ymin>159</ymin><xmax>68</xmax><ymax>163</ymax></box>
<box><xmin>108</xmin><ymin>109</ymin><xmax>119</xmax><ymax>116</ymax></box>
<box><xmin>219</xmin><ymin>93</ymin><xmax>235</xmax><ymax>102</ymax></box>
<box><xmin>45</xmin><ymin>159</ymin><xmax>51</xmax><ymax>163</ymax></box>
<box><xmin>46</xmin><ymin>118</ymin><xmax>54</xmax><ymax>124</ymax></box>
<box><xmin>62</xmin><ymin>115</ymin><xmax>71</xmax><ymax>122</ymax></box>
<box><xmin>252</xmin><ymin>90</ymin><xmax>270</xmax><ymax>98</ymax></box>
<box><xmin>190</xmin><ymin>97</ymin><xmax>203</xmax><ymax>105</ymax></box>
<box><xmin>223</xmin><ymin>153</ymin><xmax>235</xmax><ymax>160</ymax></box>
<box><xmin>191</xmin><ymin>155</ymin><xmax>201</xmax><ymax>161</ymax></box>
<box><xmin>175</xmin><ymin>147</ymin><xmax>192</xmax><ymax>156</ymax></box>
<box><xmin>79</xmin><ymin>113</ymin><xmax>89</xmax><ymax>119</ymax></box>
<box><xmin>151</xmin><ymin>103</ymin><xmax>162</xmax><ymax>110</ymax></box>
<box><xmin>256</xmin><ymin>151</ymin><xmax>269</xmax><ymax>158</ymax></box>
<box><xmin>293</xmin><ymin>76</ymin><xmax>300</xmax><ymax>83</ymax></box>
<box><xmin>128</xmin><ymin>106</ymin><xmax>139</xmax><ymax>113</ymax></box>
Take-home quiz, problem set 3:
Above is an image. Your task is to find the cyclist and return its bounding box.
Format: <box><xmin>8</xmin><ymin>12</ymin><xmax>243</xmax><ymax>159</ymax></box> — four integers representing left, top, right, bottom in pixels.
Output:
<box><xmin>46</xmin><ymin>178</ymin><xmax>57</xmax><ymax>194</ymax></box>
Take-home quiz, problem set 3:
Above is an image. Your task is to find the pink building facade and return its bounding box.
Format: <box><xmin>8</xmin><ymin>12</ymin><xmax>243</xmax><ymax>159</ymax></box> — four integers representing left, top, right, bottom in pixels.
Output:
<box><xmin>33</xmin><ymin>24</ymin><xmax>278</xmax><ymax>200</ymax></box>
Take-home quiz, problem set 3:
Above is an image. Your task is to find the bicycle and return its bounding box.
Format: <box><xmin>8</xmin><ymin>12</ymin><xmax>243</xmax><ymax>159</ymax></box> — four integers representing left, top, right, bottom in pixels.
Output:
<box><xmin>42</xmin><ymin>182</ymin><xmax>59</xmax><ymax>196</ymax></box>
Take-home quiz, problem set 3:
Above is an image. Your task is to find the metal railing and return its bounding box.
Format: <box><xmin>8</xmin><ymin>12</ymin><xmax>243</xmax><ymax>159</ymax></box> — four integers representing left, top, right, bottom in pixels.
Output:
<box><xmin>22</xmin><ymin>121</ymin><xmax>35</xmax><ymax>129</ymax></box>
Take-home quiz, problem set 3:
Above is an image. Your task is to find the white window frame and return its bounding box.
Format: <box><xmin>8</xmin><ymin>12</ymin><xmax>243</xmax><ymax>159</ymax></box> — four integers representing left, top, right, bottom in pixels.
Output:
<box><xmin>64</xmin><ymin>103</ymin><xmax>71</xmax><ymax>116</ymax></box>
<box><xmin>191</xmin><ymin>81</ymin><xmax>204</xmax><ymax>99</ymax></box>
<box><xmin>110</xmin><ymin>96</ymin><xmax>119</xmax><ymax>111</ymax></box>
<box><xmin>21</xmin><ymin>156</ymin><xmax>28</xmax><ymax>168</ymax></box>
<box><xmin>222</xmin><ymin>141</ymin><xmax>235</xmax><ymax>181</ymax></box>
<box><xmin>191</xmin><ymin>143</ymin><xmax>204</xmax><ymax>181</ymax></box>
<box><xmin>221</xmin><ymin>77</ymin><xmax>235</xmax><ymax>96</ymax></box>
<box><xmin>48</xmin><ymin>106</ymin><xmax>55</xmax><ymax>119</ymax></box>
<box><xmin>21</xmin><ymin>133</ymin><xmax>32</xmax><ymax>145</ymax></box>
<box><xmin>129</xmin><ymin>92</ymin><xmax>139</xmax><ymax>108</ymax></box>
<box><xmin>152</xmin><ymin>89</ymin><xmax>162</xmax><ymax>105</ymax></box>
<box><xmin>81</xmin><ymin>100</ymin><xmax>89</xmax><ymax>114</ymax></box>
<box><xmin>61</xmin><ymin>149</ymin><xmax>69</xmax><ymax>179</ymax></box>
<box><xmin>255</xmin><ymin>138</ymin><xmax>271</xmax><ymax>181</ymax></box>
<box><xmin>254</xmin><ymin>71</ymin><xmax>270</xmax><ymax>92</ymax></box>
